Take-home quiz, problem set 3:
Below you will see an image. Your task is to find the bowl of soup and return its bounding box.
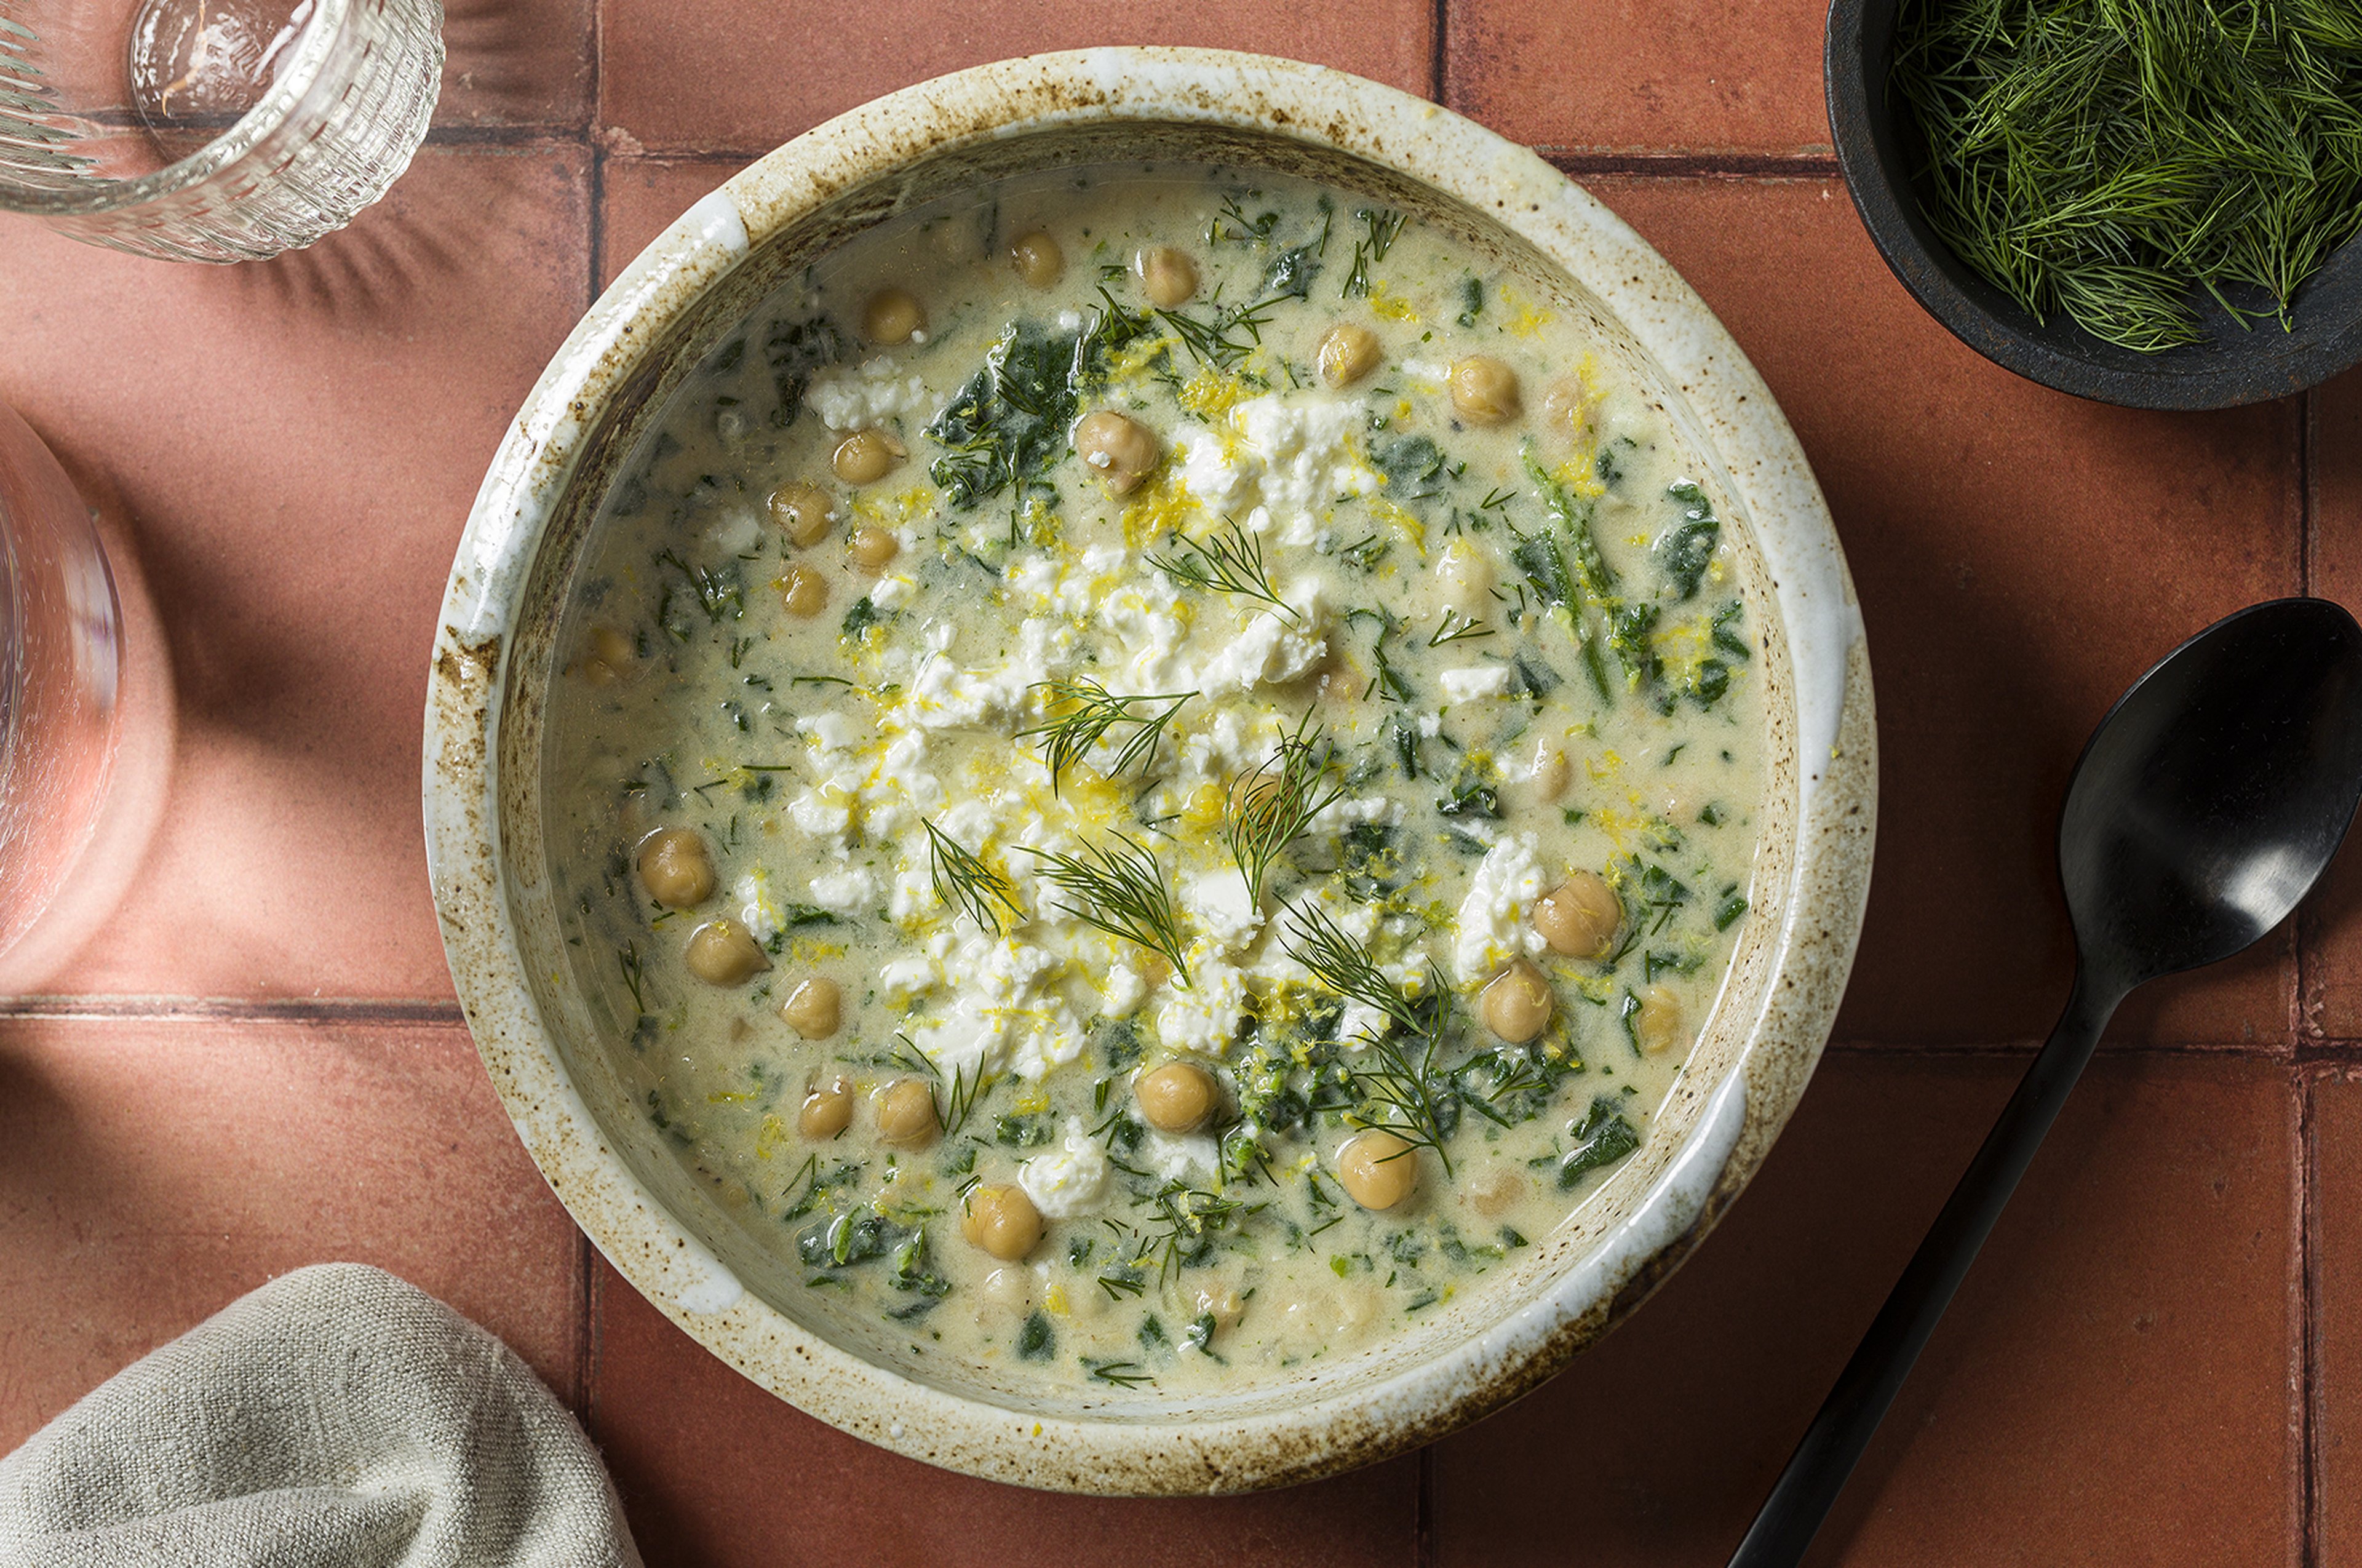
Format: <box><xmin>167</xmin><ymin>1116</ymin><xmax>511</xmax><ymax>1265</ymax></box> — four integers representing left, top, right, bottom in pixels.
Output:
<box><xmin>426</xmin><ymin>47</ymin><xmax>1876</xmax><ymax>1494</ymax></box>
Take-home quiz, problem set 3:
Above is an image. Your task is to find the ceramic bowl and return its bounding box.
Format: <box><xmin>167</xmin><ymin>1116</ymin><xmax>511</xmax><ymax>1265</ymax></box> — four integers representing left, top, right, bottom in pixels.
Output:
<box><xmin>424</xmin><ymin>47</ymin><xmax>1877</xmax><ymax>1495</ymax></box>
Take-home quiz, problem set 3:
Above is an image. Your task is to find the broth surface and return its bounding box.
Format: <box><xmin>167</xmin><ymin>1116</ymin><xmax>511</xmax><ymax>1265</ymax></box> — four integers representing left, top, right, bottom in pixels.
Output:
<box><xmin>545</xmin><ymin>164</ymin><xmax>1768</xmax><ymax>1393</ymax></box>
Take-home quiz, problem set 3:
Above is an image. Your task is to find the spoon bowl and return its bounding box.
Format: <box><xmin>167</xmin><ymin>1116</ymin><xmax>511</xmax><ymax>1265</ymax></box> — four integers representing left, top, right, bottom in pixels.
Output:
<box><xmin>2062</xmin><ymin>599</ymin><xmax>2362</xmax><ymax>988</ymax></box>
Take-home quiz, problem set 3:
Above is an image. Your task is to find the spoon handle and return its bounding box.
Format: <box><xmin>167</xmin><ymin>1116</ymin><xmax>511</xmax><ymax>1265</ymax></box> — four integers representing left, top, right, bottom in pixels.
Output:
<box><xmin>1725</xmin><ymin>965</ymin><xmax>2126</xmax><ymax>1567</ymax></box>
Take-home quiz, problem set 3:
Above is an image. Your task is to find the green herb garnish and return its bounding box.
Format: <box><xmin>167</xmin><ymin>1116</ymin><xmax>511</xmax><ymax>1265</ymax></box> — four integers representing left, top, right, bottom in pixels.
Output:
<box><xmin>923</xmin><ymin>820</ymin><xmax>1024</xmax><ymax>936</ymax></box>
<box><xmin>1019</xmin><ymin>834</ymin><xmax>1191</xmax><ymax>983</ymax></box>
<box><xmin>1148</xmin><ymin>517</ymin><xmax>1297</xmax><ymax>620</ymax></box>
<box><xmin>1892</xmin><ymin>0</ymin><xmax>2362</xmax><ymax>351</ymax></box>
<box><xmin>1222</xmin><ymin>712</ymin><xmax>1346</xmax><ymax>905</ymax></box>
<box><xmin>1016</xmin><ymin>679</ymin><xmax>1196</xmax><ymax>794</ymax></box>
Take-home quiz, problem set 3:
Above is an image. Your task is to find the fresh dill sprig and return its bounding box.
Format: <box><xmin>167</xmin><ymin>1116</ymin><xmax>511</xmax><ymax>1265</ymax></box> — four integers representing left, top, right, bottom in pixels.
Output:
<box><xmin>1891</xmin><ymin>0</ymin><xmax>2362</xmax><ymax>351</ymax></box>
<box><xmin>1222</xmin><ymin>713</ymin><xmax>1346</xmax><ymax>905</ymax></box>
<box><xmin>889</xmin><ymin>1032</ymin><xmax>987</xmax><ymax>1139</ymax></box>
<box><xmin>1279</xmin><ymin>903</ymin><xmax>1426</xmax><ymax>1035</ymax></box>
<box><xmin>1147</xmin><ymin>518</ymin><xmax>1298</xmax><ymax>621</ymax></box>
<box><xmin>1342</xmin><ymin>205</ymin><xmax>1407</xmax><ymax>298</ymax></box>
<box><xmin>1016</xmin><ymin>679</ymin><xmax>1196</xmax><ymax>794</ymax></box>
<box><xmin>1357</xmin><ymin>1017</ymin><xmax>1461</xmax><ymax>1178</ymax></box>
<box><xmin>1279</xmin><ymin>904</ymin><xmax>1460</xmax><ymax>1174</ymax></box>
<box><xmin>1019</xmin><ymin>834</ymin><xmax>1191</xmax><ymax>982</ymax></box>
<box><xmin>924</xmin><ymin>820</ymin><xmax>1025</xmax><ymax>936</ymax></box>
<box><xmin>1428</xmin><ymin>608</ymin><xmax>1496</xmax><ymax>647</ymax></box>
<box><xmin>1155</xmin><ymin>295</ymin><xmax>1282</xmax><ymax>373</ymax></box>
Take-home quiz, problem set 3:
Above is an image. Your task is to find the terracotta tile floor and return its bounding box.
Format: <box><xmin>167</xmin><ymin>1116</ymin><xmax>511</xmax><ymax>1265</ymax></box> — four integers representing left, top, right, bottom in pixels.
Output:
<box><xmin>0</xmin><ymin>6</ymin><xmax>2354</xmax><ymax>1564</ymax></box>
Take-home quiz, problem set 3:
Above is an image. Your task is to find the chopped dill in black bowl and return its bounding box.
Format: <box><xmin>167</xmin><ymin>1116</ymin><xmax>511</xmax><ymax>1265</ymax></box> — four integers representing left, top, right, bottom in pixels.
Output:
<box><xmin>1827</xmin><ymin>0</ymin><xmax>2362</xmax><ymax>407</ymax></box>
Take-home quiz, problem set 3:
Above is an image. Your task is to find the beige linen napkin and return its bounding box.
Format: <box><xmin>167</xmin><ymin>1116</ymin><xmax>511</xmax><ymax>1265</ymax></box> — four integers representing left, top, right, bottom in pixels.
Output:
<box><xmin>0</xmin><ymin>1263</ymin><xmax>641</xmax><ymax>1567</ymax></box>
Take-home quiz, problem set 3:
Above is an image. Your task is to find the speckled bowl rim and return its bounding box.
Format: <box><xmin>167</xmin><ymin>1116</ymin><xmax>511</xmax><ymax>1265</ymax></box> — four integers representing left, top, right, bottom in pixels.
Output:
<box><xmin>425</xmin><ymin>47</ymin><xmax>1877</xmax><ymax>1495</ymax></box>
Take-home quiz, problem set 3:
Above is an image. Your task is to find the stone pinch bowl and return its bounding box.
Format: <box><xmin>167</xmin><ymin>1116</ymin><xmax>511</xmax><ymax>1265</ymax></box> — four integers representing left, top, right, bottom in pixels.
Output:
<box><xmin>424</xmin><ymin>47</ymin><xmax>1877</xmax><ymax>1495</ymax></box>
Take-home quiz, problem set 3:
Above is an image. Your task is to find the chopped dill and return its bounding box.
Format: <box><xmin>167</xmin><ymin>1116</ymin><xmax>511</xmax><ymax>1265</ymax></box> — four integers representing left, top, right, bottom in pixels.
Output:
<box><xmin>1428</xmin><ymin>608</ymin><xmax>1496</xmax><ymax>647</ymax></box>
<box><xmin>1342</xmin><ymin>205</ymin><xmax>1407</xmax><ymax>298</ymax></box>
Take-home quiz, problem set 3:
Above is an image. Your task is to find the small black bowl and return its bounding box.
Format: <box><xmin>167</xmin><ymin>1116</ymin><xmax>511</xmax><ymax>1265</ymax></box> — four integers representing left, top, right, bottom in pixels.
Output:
<box><xmin>1826</xmin><ymin>0</ymin><xmax>2362</xmax><ymax>410</ymax></box>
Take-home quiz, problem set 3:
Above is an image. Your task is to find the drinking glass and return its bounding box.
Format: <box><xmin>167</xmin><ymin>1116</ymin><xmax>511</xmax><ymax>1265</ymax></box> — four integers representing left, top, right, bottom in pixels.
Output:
<box><xmin>0</xmin><ymin>0</ymin><xmax>443</xmax><ymax>262</ymax></box>
<box><xmin>0</xmin><ymin>400</ymin><xmax>121</xmax><ymax>974</ymax></box>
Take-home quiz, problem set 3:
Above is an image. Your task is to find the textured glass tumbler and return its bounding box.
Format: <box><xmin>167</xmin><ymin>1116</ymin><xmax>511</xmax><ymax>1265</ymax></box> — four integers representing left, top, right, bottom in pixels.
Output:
<box><xmin>0</xmin><ymin>401</ymin><xmax>121</xmax><ymax>974</ymax></box>
<box><xmin>0</xmin><ymin>0</ymin><xmax>443</xmax><ymax>262</ymax></box>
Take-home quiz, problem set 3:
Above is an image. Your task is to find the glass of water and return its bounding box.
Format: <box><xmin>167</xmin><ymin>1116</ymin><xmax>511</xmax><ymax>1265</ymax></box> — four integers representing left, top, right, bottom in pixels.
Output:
<box><xmin>0</xmin><ymin>0</ymin><xmax>443</xmax><ymax>263</ymax></box>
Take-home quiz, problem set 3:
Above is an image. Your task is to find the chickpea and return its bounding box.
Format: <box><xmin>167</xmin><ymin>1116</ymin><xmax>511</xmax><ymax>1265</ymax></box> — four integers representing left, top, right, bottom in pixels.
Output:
<box><xmin>798</xmin><ymin>1076</ymin><xmax>853</xmax><ymax>1139</ymax></box>
<box><xmin>1134</xmin><ymin>244</ymin><xmax>1199</xmax><ymax>308</ymax></box>
<box><xmin>683</xmin><ymin>920</ymin><xmax>767</xmax><ymax>985</ymax></box>
<box><xmin>1529</xmin><ymin>741</ymin><xmax>1572</xmax><ymax>802</ymax></box>
<box><xmin>1317</xmin><ymin>322</ymin><xmax>1382</xmax><ymax>388</ymax></box>
<box><xmin>1542</xmin><ymin>375</ymin><xmax>1589</xmax><ymax>440</ymax></box>
<box><xmin>848</xmin><ymin>525</ymin><xmax>900</xmax><ymax>569</ymax></box>
<box><xmin>1468</xmin><ymin>1164</ymin><xmax>1523</xmax><ymax>1217</ymax></box>
<box><xmin>832</xmin><ymin>428</ymin><xmax>904</xmax><ymax>485</ymax></box>
<box><xmin>575</xmin><ymin>625</ymin><xmax>635</xmax><ymax>685</ymax></box>
<box><xmin>1009</xmin><ymin>229</ymin><xmax>1064</xmax><ymax>288</ymax></box>
<box><xmin>1135</xmin><ymin>1061</ymin><xmax>1219</xmax><ymax>1134</ymax></box>
<box><xmin>1479</xmin><ymin>958</ymin><xmax>1554</xmax><ymax>1044</ymax></box>
<box><xmin>1337</xmin><ymin>1129</ymin><xmax>1419</xmax><ymax>1211</ymax></box>
<box><xmin>768</xmin><ymin>481</ymin><xmax>835</xmax><ymax>547</ymax></box>
<box><xmin>635</xmin><ymin>827</ymin><xmax>715</xmax><ymax>909</ymax></box>
<box><xmin>862</xmin><ymin>287</ymin><xmax>926</xmax><ymax>345</ymax></box>
<box><xmin>962</xmin><ymin>1184</ymin><xmax>1043</xmax><ymax>1261</ymax></box>
<box><xmin>1434</xmin><ymin>536</ymin><xmax>1493</xmax><ymax>613</ymax></box>
<box><xmin>780</xmin><ymin>976</ymin><xmax>842</xmax><ymax>1039</ymax></box>
<box><xmin>1073</xmin><ymin>410</ymin><xmax>1159</xmax><ymax>495</ymax></box>
<box><xmin>1192</xmin><ymin>1281</ymin><xmax>1246</xmax><ymax>1329</ymax></box>
<box><xmin>779</xmin><ymin>562</ymin><xmax>829</xmax><ymax>618</ymax></box>
<box><xmin>874</xmin><ymin>1077</ymin><xmax>939</xmax><ymax>1148</ymax></box>
<box><xmin>1449</xmin><ymin>355</ymin><xmax>1522</xmax><ymax>426</ymax></box>
<box><xmin>1534</xmin><ymin>870</ymin><xmax>1621</xmax><ymax>959</ymax></box>
<box><xmin>1636</xmin><ymin>985</ymin><xmax>1687</xmax><ymax>1056</ymax></box>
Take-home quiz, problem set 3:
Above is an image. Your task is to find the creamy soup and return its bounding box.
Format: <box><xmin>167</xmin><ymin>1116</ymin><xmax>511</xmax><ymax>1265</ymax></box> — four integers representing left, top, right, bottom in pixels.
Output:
<box><xmin>544</xmin><ymin>164</ymin><xmax>1766</xmax><ymax>1393</ymax></box>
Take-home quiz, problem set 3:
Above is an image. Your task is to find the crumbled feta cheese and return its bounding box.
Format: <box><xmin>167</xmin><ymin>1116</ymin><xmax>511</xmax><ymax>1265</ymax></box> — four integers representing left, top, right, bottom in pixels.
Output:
<box><xmin>1337</xmin><ymin>997</ymin><xmax>1390</xmax><ymax>1051</ymax></box>
<box><xmin>806</xmin><ymin>356</ymin><xmax>933</xmax><ymax>432</ymax></box>
<box><xmin>1441</xmin><ymin>664</ymin><xmax>1514</xmax><ymax>701</ymax></box>
<box><xmin>735</xmin><ymin>870</ymin><xmax>782</xmax><ymax>944</ymax></box>
<box><xmin>1183</xmin><ymin>874</ymin><xmax>1263</xmax><ymax>953</ymax></box>
<box><xmin>1453</xmin><ymin>833</ymin><xmax>1549</xmax><ymax>983</ymax></box>
<box><xmin>869</xmin><ymin>574</ymin><xmax>918</xmax><ymax>610</ymax></box>
<box><xmin>1019</xmin><ymin>1117</ymin><xmax>1110</xmax><ymax>1218</ymax></box>
<box><xmin>1140</xmin><ymin>1130</ymin><xmax>1220</xmax><ymax>1183</ymax></box>
<box><xmin>1154</xmin><ymin>958</ymin><xmax>1249</xmax><ymax>1056</ymax></box>
<box><xmin>798</xmin><ymin>711</ymin><xmax>857</xmax><ymax>752</ymax></box>
<box><xmin>1100</xmin><ymin>961</ymin><xmax>1148</xmax><ymax>1017</ymax></box>
<box><xmin>1191</xmin><ymin>581</ymin><xmax>1332</xmax><ymax>696</ymax></box>
<box><xmin>808</xmin><ymin>866</ymin><xmax>877</xmax><ymax>918</ymax></box>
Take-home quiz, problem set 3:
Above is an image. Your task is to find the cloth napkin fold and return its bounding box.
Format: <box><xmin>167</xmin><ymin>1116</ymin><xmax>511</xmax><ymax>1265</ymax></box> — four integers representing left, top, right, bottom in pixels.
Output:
<box><xmin>0</xmin><ymin>1263</ymin><xmax>641</xmax><ymax>1568</ymax></box>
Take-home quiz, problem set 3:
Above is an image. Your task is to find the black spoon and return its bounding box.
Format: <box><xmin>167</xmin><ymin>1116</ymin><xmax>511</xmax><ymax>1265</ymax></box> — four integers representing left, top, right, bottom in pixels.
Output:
<box><xmin>1730</xmin><ymin>597</ymin><xmax>2362</xmax><ymax>1567</ymax></box>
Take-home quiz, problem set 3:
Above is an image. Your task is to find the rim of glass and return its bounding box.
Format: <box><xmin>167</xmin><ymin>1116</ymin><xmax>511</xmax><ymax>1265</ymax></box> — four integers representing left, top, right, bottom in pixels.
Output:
<box><xmin>0</xmin><ymin>0</ymin><xmax>351</xmax><ymax>217</ymax></box>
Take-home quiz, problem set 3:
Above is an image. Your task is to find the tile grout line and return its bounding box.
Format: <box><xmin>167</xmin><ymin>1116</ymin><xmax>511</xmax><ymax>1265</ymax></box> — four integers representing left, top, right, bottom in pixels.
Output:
<box><xmin>1416</xmin><ymin>1441</ymin><xmax>1437</xmax><ymax>1568</ymax></box>
<box><xmin>2300</xmin><ymin>1065</ymin><xmax>2324</xmax><ymax>1568</ymax></box>
<box><xmin>1428</xmin><ymin>0</ymin><xmax>1449</xmax><ymax>105</ymax></box>
<box><xmin>1545</xmin><ymin>151</ymin><xmax>1842</xmax><ymax>180</ymax></box>
<box><xmin>0</xmin><ymin>996</ymin><xmax>465</xmax><ymax>1025</ymax></box>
